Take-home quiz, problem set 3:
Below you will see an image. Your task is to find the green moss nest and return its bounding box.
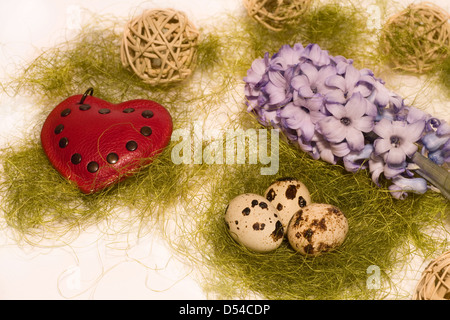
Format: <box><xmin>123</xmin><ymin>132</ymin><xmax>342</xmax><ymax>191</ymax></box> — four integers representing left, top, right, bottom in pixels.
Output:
<box><xmin>165</xmin><ymin>114</ymin><xmax>449</xmax><ymax>300</ymax></box>
<box><xmin>0</xmin><ymin>14</ymin><xmax>225</xmax><ymax>242</ymax></box>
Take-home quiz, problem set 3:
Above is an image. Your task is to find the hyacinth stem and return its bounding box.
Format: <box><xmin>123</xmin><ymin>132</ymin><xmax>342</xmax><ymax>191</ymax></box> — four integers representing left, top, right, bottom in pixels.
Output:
<box><xmin>411</xmin><ymin>152</ymin><xmax>450</xmax><ymax>200</ymax></box>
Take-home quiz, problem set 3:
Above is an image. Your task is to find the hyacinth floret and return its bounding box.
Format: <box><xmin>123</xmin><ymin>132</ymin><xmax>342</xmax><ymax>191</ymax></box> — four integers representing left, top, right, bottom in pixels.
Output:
<box><xmin>244</xmin><ymin>43</ymin><xmax>450</xmax><ymax>200</ymax></box>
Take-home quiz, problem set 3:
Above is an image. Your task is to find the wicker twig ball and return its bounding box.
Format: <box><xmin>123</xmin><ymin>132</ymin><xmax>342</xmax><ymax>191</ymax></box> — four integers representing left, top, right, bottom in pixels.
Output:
<box><xmin>243</xmin><ymin>0</ymin><xmax>312</xmax><ymax>32</ymax></box>
<box><xmin>413</xmin><ymin>250</ymin><xmax>450</xmax><ymax>300</ymax></box>
<box><xmin>121</xmin><ymin>9</ymin><xmax>200</xmax><ymax>85</ymax></box>
<box><xmin>379</xmin><ymin>2</ymin><xmax>450</xmax><ymax>73</ymax></box>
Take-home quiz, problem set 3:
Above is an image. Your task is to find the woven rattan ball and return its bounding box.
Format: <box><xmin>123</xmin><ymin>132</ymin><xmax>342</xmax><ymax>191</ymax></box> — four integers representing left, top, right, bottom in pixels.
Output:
<box><xmin>413</xmin><ymin>250</ymin><xmax>450</xmax><ymax>300</ymax></box>
<box><xmin>243</xmin><ymin>0</ymin><xmax>312</xmax><ymax>31</ymax></box>
<box><xmin>121</xmin><ymin>9</ymin><xmax>200</xmax><ymax>85</ymax></box>
<box><xmin>380</xmin><ymin>2</ymin><xmax>450</xmax><ymax>73</ymax></box>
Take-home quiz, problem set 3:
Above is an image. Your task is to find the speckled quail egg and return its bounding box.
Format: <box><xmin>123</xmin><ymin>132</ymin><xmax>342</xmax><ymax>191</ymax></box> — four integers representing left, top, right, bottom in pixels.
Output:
<box><xmin>287</xmin><ymin>203</ymin><xmax>348</xmax><ymax>257</ymax></box>
<box><xmin>225</xmin><ymin>193</ymin><xmax>284</xmax><ymax>253</ymax></box>
<box><xmin>264</xmin><ymin>178</ymin><xmax>311</xmax><ymax>231</ymax></box>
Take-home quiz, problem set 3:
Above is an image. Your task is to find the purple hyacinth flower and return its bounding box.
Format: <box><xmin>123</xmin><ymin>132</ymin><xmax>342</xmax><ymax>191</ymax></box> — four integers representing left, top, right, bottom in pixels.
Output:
<box><xmin>318</xmin><ymin>92</ymin><xmax>375</xmax><ymax>152</ymax></box>
<box><xmin>422</xmin><ymin>132</ymin><xmax>450</xmax><ymax>152</ymax></box>
<box><xmin>270</xmin><ymin>43</ymin><xmax>304</xmax><ymax>71</ymax></box>
<box><xmin>279</xmin><ymin>102</ymin><xmax>315</xmax><ymax>142</ymax></box>
<box><xmin>373</xmin><ymin>118</ymin><xmax>425</xmax><ymax>166</ymax></box>
<box><xmin>279</xmin><ymin>94</ymin><xmax>326</xmax><ymax>142</ymax></box>
<box><xmin>263</xmin><ymin>68</ymin><xmax>294</xmax><ymax>107</ymax></box>
<box><xmin>301</xmin><ymin>43</ymin><xmax>331</xmax><ymax>67</ymax></box>
<box><xmin>244</xmin><ymin>52</ymin><xmax>269</xmax><ymax>86</ymax></box>
<box><xmin>291</xmin><ymin>62</ymin><xmax>336</xmax><ymax>99</ymax></box>
<box><xmin>406</xmin><ymin>106</ymin><xmax>428</xmax><ymax>124</ymax></box>
<box><xmin>331</xmin><ymin>55</ymin><xmax>354</xmax><ymax>75</ymax></box>
<box><xmin>325</xmin><ymin>64</ymin><xmax>374</xmax><ymax>103</ymax></box>
<box><xmin>343</xmin><ymin>144</ymin><xmax>373</xmax><ymax>172</ymax></box>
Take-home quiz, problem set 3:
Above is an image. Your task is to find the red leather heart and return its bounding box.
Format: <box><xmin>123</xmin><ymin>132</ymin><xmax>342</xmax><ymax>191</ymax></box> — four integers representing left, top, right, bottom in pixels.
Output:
<box><xmin>41</xmin><ymin>90</ymin><xmax>173</xmax><ymax>193</ymax></box>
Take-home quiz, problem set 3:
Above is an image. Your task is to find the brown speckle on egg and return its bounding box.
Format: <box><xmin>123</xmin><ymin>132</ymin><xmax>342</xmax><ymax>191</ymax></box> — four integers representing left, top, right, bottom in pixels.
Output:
<box><xmin>266</xmin><ymin>188</ymin><xmax>276</xmax><ymax>201</ymax></box>
<box><xmin>285</xmin><ymin>184</ymin><xmax>297</xmax><ymax>199</ymax></box>
<box><xmin>270</xmin><ymin>221</ymin><xmax>284</xmax><ymax>242</ymax></box>
<box><xmin>292</xmin><ymin>210</ymin><xmax>303</xmax><ymax>227</ymax></box>
<box><xmin>298</xmin><ymin>196</ymin><xmax>307</xmax><ymax>207</ymax></box>
<box><xmin>303</xmin><ymin>228</ymin><xmax>314</xmax><ymax>241</ymax></box>
<box><xmin>253</xmin><ymin>222</ymin><xmax>266</xmax><ymax>231</ymax></box>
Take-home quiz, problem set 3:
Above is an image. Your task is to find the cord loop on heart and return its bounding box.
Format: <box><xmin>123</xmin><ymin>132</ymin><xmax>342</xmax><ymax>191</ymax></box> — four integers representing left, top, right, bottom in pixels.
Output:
<box><xmin>79</xmin><ymin>87</ymin><xmax>94</xmax><ymax>104</ymax></box>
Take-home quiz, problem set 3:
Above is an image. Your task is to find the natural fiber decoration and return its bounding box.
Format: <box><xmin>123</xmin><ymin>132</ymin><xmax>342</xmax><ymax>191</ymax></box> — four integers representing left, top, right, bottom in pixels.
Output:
<box><xmin>380</xmin><ymin>2</ymin><xmax>450</xmax><ymax>73</ymax></box>
<box><xmin>243</xmin><ymin>0</ymin><xmax>312</xmax><ymax>32</ymax></box>
<box><xmin>414</xmin><ymin>250</ymin><xmax>450</xmax><ymax>300</ymax></box>
<box><xmin>120</xmin><ymin>9</ymin><xmax>200</xmax><ymax>85</ymax></box>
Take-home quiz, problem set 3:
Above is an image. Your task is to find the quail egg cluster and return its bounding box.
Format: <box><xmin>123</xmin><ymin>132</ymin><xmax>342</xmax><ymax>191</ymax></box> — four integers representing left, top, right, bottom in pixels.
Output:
<box><xmin>225</xmin><ymin>177</ymin><xmax>349</xmax><ymax>257</ymax></box>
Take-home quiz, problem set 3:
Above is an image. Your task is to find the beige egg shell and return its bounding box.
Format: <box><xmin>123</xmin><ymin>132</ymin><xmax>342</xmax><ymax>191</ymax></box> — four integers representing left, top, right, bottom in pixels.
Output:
<box><xmin>225</xmin><ymin>193</ymin><xmax>284</xmax><ymax>253</ymax></box>
<box><xmin>287</xmin><ymin>203</ymin><xmax>348</xmax><ymax>257</ymax></box>
<box><xmin>264</xmin><ymin>178</ymin><xmax>311</xmax><ymax>230</ymax></box>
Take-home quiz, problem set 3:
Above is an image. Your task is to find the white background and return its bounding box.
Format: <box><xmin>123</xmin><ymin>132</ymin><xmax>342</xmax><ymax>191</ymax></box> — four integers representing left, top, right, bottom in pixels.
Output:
<box><xmin>0</xmin><ymin>0</ymin><xmax>448</xmax><ymax>299</ymax></box>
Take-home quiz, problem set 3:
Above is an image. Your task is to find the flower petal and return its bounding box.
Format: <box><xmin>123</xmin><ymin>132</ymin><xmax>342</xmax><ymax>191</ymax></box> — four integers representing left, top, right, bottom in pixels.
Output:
<box><xmin>346</xmin><ymin>92</ymin><xmax>366</xmax><ymax>119</ymax></box>
<box><xmin>279</xmin><ymin>102</ymin><xmax>297</xmax><ymax>118</ymax></box>
<box><xmin>325</xmin><ymin>75</ymin><xmax>346</xmax><ymax>91</ymax></box>
<box><xmin>277</xmin><ymin>44</ymin><xmax>301</xmax><ymax>66</ymax></box>
<box><xmin>345</xmin><ymin>127</ymin><xmax>365</xmax><ymax>151</ymax></box>
<box><xmin>373</xmin><ymin>118</ymin><xmax>394</xmax><ymax>139</ymax></box>
<box><xmin>310</xmin><ymin>110</ymin><xmax>327</xmax><ymax>124</ymax></box>
<box><xmin>306</xmin><ymin>94</ymin><xmax>324</xmax><ymax>111</ymax></box>
<box><xmin>324</xmin><ymin>89</ymin><xmax>346</xmax><ymax>104</ymax></box>
<box><xmin>325</xmin><ymin>103</ymin><xmax>346</xmax><ymax>119</ymax></box>
<box><xmin>331</xmin><ymin>141</ymin><xmax>351</xmax><ymax>157</ymax></box>
<box><xmin>298</xmin><ymin>86</ymin><xmax>314</xmax><ymax>98</ymax></box>
<box><xmin>403</xmin><ymin>120</ymin><xmax>425</xmax><ymax>142</ymax></box>
<box><xmin>335</xmin><ymin>60</ymin><xmax>349</xmax><ymax>74</ymax></box>
<box><xmin>244</xmin><ymin>68</ymin><xmax>263</xmax><ymax>84</ymax></box>
<box><xmin>300</xmin><ymin>119</ymin><xmax>315</xmax><ymax>141</ymax></box>
<box><xmin>316</xmin><ymin>139</ymin><xmax>336</xmax><ymax>164</ymax></box>
<box><xmin>400</xmin><ymin>141</ymin><xmax>418</xmax><ymax>158</ymax></box>
<box><xmin>383</xmin><ymin>163</ymin><xmax>405</xmax><ymax>179</ymax></box>
<box><xmin>317</xmin><ymin>65</ymin><xmax>337</xmax><ymax>84</ymax></box>
<box><xmin>365</xmin><ymin>101</ymin><xmax>378</xmax><ymax>117</ymax></box>
<box><xmin>373</xmin><ymin>81</ymin><xmax>390</xmax><ymax>107</ymax></box>
<box><xmin>344</xmin><ymin>64</ymin><xmax>360</xmax><ymax>89</ymax></box>
<box><xmin>369</xmin><ymin>156</ymin><xmax>384</xmax><ymax>186</ymax></box>
<box><xmin>300</xmin><ymin>62</ymin><xmax>318</xmax><ymax>84</ymax></box>
<box><xmin>353</xmin><ymin>115</ymin><xmax>374</xmax><ymax>133</ymax></box>
<box><xmin>392</xmin><ymin>176</ymin><xmax>428</xmax><ymax>194</ymax></box>
<box><xmin>264</xmin><ymin>83</ymin><xmax>286</xmax><ymax>105</ymax></box>
<box><xmin>406</xmin><ymin>106</ymin><xmax>427</xmax><ymax>124</ymax></box>
<box><xmin>373</xmin><ymin>138</ymin><xmax>391</xmax><ymax>155</ymax></box>
<box><xmin>291</xmin><ymin>75</ymin><xmax>308</xmax><ymax>90</ymax></box>
<box><xmin>353</xmin><ymin>83</ymin><xmax>373</xmax><ymax>97</ymax></box>
<box><xmin>268</xmin><ymin>70</ymin><xmax>286</xmax><ymax>87</ymax></box>
<box><xmin>437</xmin><ymin>121</ymin><xmax>450</xmax><ymax>136</ymax></box>
<box><xmin>319</xmin><ymin>117</ymin><xmax>347</xmax><ymax>143</ymax></box>
<box><xmin>422</xmin><ymin>132</ymin><xmax>449</xmax><ymax>151</ymax></box>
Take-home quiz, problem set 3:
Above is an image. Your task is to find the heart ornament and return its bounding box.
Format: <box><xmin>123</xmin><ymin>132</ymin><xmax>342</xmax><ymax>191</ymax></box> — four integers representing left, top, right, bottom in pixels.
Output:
<box><xmin>41</xmin><ymin>88</ymin><xmax>173</xmax><ymax>193</ymax></box>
